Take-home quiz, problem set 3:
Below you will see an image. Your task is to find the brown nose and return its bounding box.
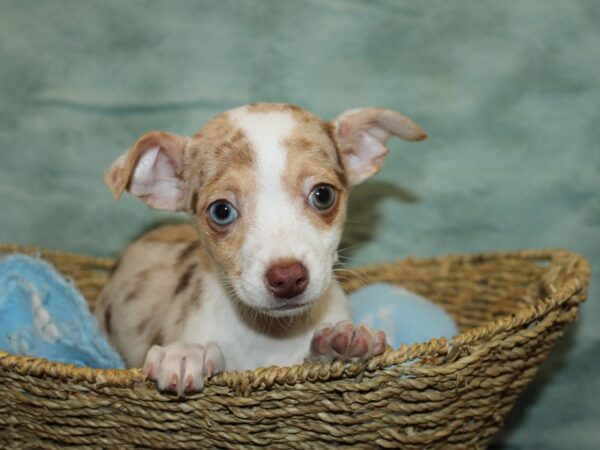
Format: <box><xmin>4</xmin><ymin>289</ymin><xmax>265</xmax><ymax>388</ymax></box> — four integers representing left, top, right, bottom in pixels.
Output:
<box><xmin>265</xmin><ymin>260</ymin><xmax>309</xmax><ymax>299</ymax></box>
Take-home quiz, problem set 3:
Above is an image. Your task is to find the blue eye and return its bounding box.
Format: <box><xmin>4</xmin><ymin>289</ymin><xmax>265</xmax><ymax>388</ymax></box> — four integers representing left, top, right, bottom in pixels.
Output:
<box><xmin>208</xmin><ymin>200</ymin><xmax>238</xmax><ymax>226</ymax></box>
<box><xmin>308</xmin><ymin>184</ymin><xmax>336</xmax><ymax>210</ymax></box>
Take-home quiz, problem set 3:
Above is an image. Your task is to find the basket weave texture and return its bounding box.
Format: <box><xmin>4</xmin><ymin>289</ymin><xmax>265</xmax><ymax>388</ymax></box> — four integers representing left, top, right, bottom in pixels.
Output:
<box><xmin>0</xmin><ymin>244</ymin><xmax>591</xmax><ymax>449</ymax></box>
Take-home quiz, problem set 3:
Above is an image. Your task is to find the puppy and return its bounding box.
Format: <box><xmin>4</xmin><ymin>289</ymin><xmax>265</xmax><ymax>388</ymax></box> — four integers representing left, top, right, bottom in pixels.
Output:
<box><xmin>95</xmin><ymin>103</ymin><xmax>426</xmax><ymax>395</ymax></box>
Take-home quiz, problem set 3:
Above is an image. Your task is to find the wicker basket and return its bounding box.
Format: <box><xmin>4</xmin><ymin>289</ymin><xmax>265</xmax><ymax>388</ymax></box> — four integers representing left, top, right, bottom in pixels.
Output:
<box><xmin>0</xmin><ymin>244</ymin><xmax>590</xmax><ymax>449</ymax></box>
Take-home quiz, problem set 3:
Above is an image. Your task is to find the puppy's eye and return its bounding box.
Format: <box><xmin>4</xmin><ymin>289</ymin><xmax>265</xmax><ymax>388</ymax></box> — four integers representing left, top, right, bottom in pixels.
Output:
<box><xmin>308</xmin><ymin>184</ymin><xmax>336</xmax><ymax>211</ymax></box>
<box><xmin>207</xmin><ymin>200</ymin><xmax>238</xmax><ymax>226</ymax></box>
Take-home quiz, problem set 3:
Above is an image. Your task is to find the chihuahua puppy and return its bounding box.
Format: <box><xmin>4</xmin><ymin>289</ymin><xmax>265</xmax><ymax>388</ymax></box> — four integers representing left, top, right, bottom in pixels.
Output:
<box><xmin>95</xmin><ymin>103</ymin><xmax>426</xmax><ymax>395</ymax></box>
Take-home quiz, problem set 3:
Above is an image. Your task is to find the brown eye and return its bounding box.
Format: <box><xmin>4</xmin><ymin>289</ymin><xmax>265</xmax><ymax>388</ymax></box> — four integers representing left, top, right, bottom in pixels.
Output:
<box><xmin>308</xmin><ymin>184</ymin><xmax>336</xmax><ymax>210</ymax></box>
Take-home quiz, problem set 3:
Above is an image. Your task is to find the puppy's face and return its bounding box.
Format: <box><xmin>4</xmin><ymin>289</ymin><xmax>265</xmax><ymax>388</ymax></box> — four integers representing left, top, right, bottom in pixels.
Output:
<box><xmin>105</xmin><ymin>103</ymin><xmax>426</xmax><ymax>317</ymax></box>
<box><xmin>185</xmin><ymin>105</ymin><xmax>348</xmax><ymax>316</ymax></box>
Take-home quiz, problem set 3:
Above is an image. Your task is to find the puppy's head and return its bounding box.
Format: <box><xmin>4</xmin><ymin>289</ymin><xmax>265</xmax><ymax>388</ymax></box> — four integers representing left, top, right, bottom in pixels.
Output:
<box><xmin>105</xmin><ymin>103</ymin><xmax>426</xmax><ymax>317</ymax></box>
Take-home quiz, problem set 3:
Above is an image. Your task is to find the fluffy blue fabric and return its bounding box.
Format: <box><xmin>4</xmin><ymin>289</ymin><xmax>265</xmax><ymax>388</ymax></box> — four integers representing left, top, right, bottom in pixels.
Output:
<box><xmin>0</xmin><ymin>255</ymin><xmax>124</xmax><ymax>368</ymax></box>
<box><xmin>350</xmin><ymin>283</ymin><xmax>458</xmax><ymax>348</ymax></box>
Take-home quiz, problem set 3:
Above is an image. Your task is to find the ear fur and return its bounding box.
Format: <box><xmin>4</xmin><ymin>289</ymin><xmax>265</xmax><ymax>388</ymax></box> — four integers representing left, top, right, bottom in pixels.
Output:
<box><xmin>104</xmin><ymin>131</ymin><xmax>188</xmax><ymax>211</ymax></box>
<box><xmin>332</xmin><ymin>108</ymin><xmax>427</xmax><ymax>186</ymax></box>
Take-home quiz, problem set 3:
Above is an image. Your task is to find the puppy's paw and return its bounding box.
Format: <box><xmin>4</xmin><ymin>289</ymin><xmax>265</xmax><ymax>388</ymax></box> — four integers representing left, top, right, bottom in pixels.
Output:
<box><xmin>307</xmin><ymin>320</ymin><xmax>386</xmax><ymax>363</ymax></box>
<box><xmin>143</xmin><ymin>341</ymin><xmax>224</xmax><ymax>396</ymax></box>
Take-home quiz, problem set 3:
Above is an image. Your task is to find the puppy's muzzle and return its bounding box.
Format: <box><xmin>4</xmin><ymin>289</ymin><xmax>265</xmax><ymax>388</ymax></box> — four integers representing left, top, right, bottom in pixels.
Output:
<box><xmin>265</xmin><ymin>259</ymin><xmax>309</xmax><ymax>299</ymax></box>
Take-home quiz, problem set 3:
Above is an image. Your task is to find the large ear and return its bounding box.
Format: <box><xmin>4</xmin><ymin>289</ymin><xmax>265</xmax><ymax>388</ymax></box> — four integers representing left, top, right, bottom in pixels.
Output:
<box><xmin>332</xmin><ymin>108</ymin><xmax>427</xmax><ymax>186</ymax></box>
<box><xmin>104</xmin><ymin>131</ymin><xmax>189</xmax><ymax>211</ymax></box>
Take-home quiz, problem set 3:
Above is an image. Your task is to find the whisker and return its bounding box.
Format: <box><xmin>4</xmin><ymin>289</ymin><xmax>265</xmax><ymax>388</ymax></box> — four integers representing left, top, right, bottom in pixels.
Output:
<box><xmin>337</xmin><ymin>242</ymin><xmax>367</xmax><ymax>254</ymax></box>
<box><xmin>333</xmin><ymin>265</ymin><xmax>372</xmax><ymax>286</ymax></box>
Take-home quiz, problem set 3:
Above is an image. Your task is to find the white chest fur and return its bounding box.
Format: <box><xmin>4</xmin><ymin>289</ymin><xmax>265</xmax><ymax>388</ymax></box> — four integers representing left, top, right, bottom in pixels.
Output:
<box><xmin>178</xmin><ymin>273</ymin><xmax>351</xmax><ymax>371</ymax></box>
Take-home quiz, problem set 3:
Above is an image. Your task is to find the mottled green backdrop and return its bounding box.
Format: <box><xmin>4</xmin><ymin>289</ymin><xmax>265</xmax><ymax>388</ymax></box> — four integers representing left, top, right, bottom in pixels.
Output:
<box><xmin>0</xmin><ymin>1</ymin><xmax>598</xmax><ymax>448</ymax></box>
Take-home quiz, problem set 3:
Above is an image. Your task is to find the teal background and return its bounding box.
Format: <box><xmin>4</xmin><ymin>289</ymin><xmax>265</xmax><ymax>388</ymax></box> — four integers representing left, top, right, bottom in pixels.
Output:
<box><xmin>0</xmin><ymin>1</ymin><xmax>598</xmax><ymax>447</ymax></box>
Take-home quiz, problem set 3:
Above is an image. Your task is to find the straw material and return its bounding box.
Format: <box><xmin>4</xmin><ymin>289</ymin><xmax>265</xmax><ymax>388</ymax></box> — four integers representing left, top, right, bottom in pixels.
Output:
<box><xmin>0</xmin><ymin>244</ymin><xmax>590</xmax><ymax>449</ymax></box>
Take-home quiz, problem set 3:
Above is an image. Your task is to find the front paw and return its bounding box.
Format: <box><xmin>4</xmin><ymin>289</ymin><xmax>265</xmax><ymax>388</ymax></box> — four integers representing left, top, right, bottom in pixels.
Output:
<box><xmin>143</xmin><ymin>342</ymin><xmax>224</xmax><ymax>396</ymax></box>
<box><xmin>307</xmin><ymin>320</ymin><xmax>387</xmax><ymax>363</ymax></box>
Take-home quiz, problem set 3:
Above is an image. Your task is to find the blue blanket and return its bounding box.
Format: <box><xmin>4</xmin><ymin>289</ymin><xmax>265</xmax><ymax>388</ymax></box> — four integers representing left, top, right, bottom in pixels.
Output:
<box><xmin>0</xmin><ymin>255</ymin><xmax>124</xmax><ymax>368</ymax></box>
<box><xmin>350</xmin><ymin>283</ymin><xmax>458</xmax><ymax>348</ymax></box>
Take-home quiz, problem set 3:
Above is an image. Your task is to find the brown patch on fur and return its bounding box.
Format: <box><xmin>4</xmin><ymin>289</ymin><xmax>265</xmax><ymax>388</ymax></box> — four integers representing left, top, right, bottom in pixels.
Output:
<box><xmin>278</xmin><ymin>106</ymin><xmax>349</xmax><ymax>189</ymax></box>
<box><xmin>175</xmin><ymin>313</ymin><xmax>185</xmax><ymax>324</ymax></box>
<box><xmin>110</xmin><ymin>258</ymin><xmax>121</xmax><ymax>275</ymax></box>
<box><xmin>228</xmin><ymin>129</ymin><xmax>250</xmax><ymax>151</ymax></box>
<box><xmin>197</xmin><ymin>245</ymin><xmax>216</xmax><ymax>274</ymax></box>
<box><xmin>124</xmin><ymin>289</ymin><xmax>138</xmax><ymax>303</ymax></box>
<box><xmin>177</xmin><ymin>241</ymin><xmax>199</xmax><ymax>264</ymax></box>
<box><xmin>140</xmin><ymin>224</ymin><xmax>198</xmax><ymax>244</ymax></box>
<box><xmin>282</xmin><ymin>120</ymin><xmax>348</xmax><ymax>230</ymax></box>
<box><xmin>189</xmin><ymin>116</ymin><xmax>255</xmax><ymax>187</ymax></box>
<box><xmin>194</xmin><ymin>167</ymin><xmax>255</xmax><ymax>278</ymax></box>
<box><xmin>322</xmin><ymin>122</ymin><xmax>349</xmax><ymax>188</ymax></box>
<box><xmin>175</xmin><ymin>263</ymin><xmax>197</xmax><ymax>296</ymax></box>
<box><xmin>122</xmin><ymin>267</ymin><xmax>153</xmax><ymax>303</ymax></box>
<box><xmin>333</xmin><ymin>166</ymin><xmax>348</xmax><ymax>189</ymax></box>
<box><xmin>189</xmin><ymin>191</ymin><xmax>199</xmax><ymax>214</ymax></box>
<box><xmin>175</xmin><ymin>276</ymin><xmax>202</xmax><ymax>332</ymax></box>
<box><xmin>130</xmin><ymin>224</ymin><xmax>215</xmax><ymax>276</ymax></box>
<box><xmin>190</xmin><ymin>276</ymin><xmax>202</xmax><ymax>304</ymax></box>
<box><xmin>290</xmin><ymin>136</ymin><xmax>331</xmax><ymax>161</ymax></box>
<box><xmin>186</xmin><ymin>113</ymin><xmax>255</xmax><ymax>216</ymax></box>
<box><xmin>136</xmin><ymin>317</ymin><xmax>151</xmax><ymax>334</ymax></box>
<box><xmin>104</xmin><ymin>306</ymin><xmax>112</xmax><ymax>334</ymax></box>
<box><xmin>149</xmin><ymin>329</ymin><xmax>164</xmax><ymax>347</ymax></box>
<box><xmin>94</xmin><ymin>291</ymin><xmax>108</xmax><ymax>311</ymax></box>
<box><xmin>322</xmin><ymin>121</ymin><xmax>336</xmax><ymax>144</ymax></box>
<box><xmin>198</xmin><ymin>165</ymin><xmax>256</xmax><ymax>250</ymax></box>
<box><xmin>186</xmin><ymin>113</ymin><xmax>257</xmax><ymax>279</ymax></box>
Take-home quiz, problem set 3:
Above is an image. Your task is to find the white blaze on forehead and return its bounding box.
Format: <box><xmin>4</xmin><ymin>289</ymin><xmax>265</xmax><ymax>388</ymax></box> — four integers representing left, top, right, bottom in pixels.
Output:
<box><xmin>228</xmin><ymin>107</ymin><xmax>295</xmax><ymax>193</ymax></box>
<box><xmin>228</xmin><ymin>108</ymin><xmax>298</xmax><ymax>231</ymax></box>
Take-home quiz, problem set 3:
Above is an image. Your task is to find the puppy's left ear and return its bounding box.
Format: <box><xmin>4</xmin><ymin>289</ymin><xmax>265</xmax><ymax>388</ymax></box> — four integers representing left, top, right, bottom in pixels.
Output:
<box><xmin>104</xmin><ymin>131</ymin><xmax>189</xmax><ymax>211</ymax></box>
<box><xmin>332</xmin><ymin>108</ymin><xmax>427</xmax><ymax>186</ymax></box>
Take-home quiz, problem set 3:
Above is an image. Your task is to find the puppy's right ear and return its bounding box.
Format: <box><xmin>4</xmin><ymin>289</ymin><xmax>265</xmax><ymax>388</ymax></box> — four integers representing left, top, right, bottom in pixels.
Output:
<box><xmin>104</xmin><ymin>131</ymin><xmax>189</xmax><ymax>211</ymax></box>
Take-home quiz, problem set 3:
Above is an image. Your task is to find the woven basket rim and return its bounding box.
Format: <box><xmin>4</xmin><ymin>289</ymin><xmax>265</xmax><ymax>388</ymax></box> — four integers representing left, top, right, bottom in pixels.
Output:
<box><xmin>0</xmin><ymin>244</ymin><xmax>591</xmax><ymax>394</ymax></box>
